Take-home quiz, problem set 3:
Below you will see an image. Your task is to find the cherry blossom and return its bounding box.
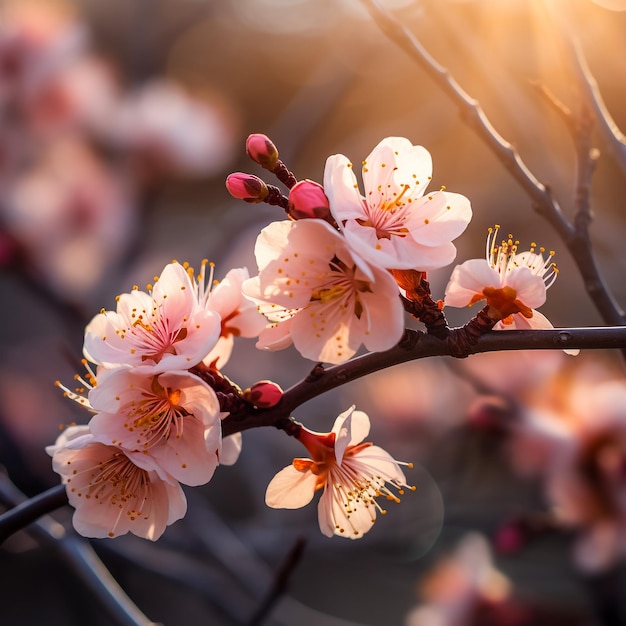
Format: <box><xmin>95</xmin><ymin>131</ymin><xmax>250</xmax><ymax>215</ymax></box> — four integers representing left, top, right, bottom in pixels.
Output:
<box><xmin>444</xmin><ymin>225</ymin><xmax>558</xmax><ymax>328</ymax></box>
<box><xmin>242</xmin><ymin>219</ymin><xmax>404</xmax><ymax>364</ymax></box>
<box><xmin>531</xmin><ymin>381</ymin><xmax>626</xmax><ymax>572</ymax></box>
<box><xmin>323</xmin><ymin>136</ymin><xmax>472</xmax><ymax>271</ymax></box>
<box><xmin>83</xmin><ymin>261</ymin><xmax>221</xmax><ymax>373</ymax></box>
<box><xmin>47</xmin><ymin>425</ymin><xmax>187</xmax><ymax>540</ymax></box>
<box><xmin>87</xmin><ymin>369</ymin><xmax>221</xmax><ymax>486</ymax></box>
<box><xmin>405</xmin><ymin>534</ymin><xmax>513</xmax><ymax>626</ymax></box>
<box><xmin>265</xmin><ymin>406</ymin><xmax>413</xmax><ymax>539</ymax></box>
<box><xmin>203</xmin><ymin>267</ymin><xmax>267</xmax><ymax>369</ymax></box>
<box><xmin>109</xmin><ymin>80</ymin><xmax>236</xmax><ymax>177</ymax></box>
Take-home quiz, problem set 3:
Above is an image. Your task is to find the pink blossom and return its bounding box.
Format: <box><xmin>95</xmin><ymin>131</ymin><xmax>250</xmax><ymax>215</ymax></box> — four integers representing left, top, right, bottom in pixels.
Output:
<box><xmin>242</xmin><ymin>219</ymin><xmax>404</xmax><ymax>364</ymax></box>
<box><xmin>203</xmin><ymin>267</ymin><xmax>267</xmax><ymax>368</ymax></box>
<box><xmin>0</xmin><ymin>1</ymin><xmax>87</xmax><ymax>103</ymax></box>
<box><xmin>225</xmin><ymin>172</ymin><xmax>269</xmax><ymax>203</ymax></box>
<box><xmin>406</xmin><ymin>534</ymin><xmax>512</xmax><ymax>626</ymax></box>
<box><xmin>242</xmin><ymin>380</ymin><xmax>283</xmax><ymax>409</ymax></box>
<box><xmin>1</xmin><ymin>138</ymin><xmax>136</xmax><ymax>299</ymax></box>
<box><xmin>265</xmin><ymin>406</ymin><xmax>413</xmax><ymax>539</ymax></box>
<box><xmin>47</xmin><ymin>425</ymin><xmax>187</xmax><ymax>540</ymax></box>
<box><xmin>83</xmin><ymin>261</ymin><xmax>221</xmax><ymax>373</ymax></box>
<box><xmin>538</xmin><ymin>381</ymin><xmax>626</xmax><ymax>572</ymax></box>
<box><xmin>445</xmin><ymin>225</ymin><xmax>563</xmax><ymax>331</ymax></box>
<box><xmin>109</xmin><ymin>80</ymin><xmax>236</xmax><ymax>177</ymax></box>
<box><xmin>87</xmin><ymin>369</ymin><xmax>221</xmax><ymax>486</ymax></box>
<box><xmin>323</xmin><ymin>136</ymin><xmax>471</xmax><ymax>271</ymax></box>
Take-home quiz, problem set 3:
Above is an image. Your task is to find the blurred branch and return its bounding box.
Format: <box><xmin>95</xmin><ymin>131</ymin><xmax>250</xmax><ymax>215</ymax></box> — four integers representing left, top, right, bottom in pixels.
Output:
<box><xmin>248</xmin><ymin>537</ymin><xmax>307</xmax><ymax>626</ymax></box>
<box><xmin>362</xmin><ymin>0</ymin><xmax>626</xmax><ymax>328</ymax></box>
<box><xmin>0</xmin><ymin>474</ymin><xmax>158</xmax><ymax>626</ymax></box>
<box><xmin>0</xmin><ymin>483</ymin><xmax>66</xmax><ymax>545</ymax></box>
<box><xmin>182</xmin><ymin>491</ymin><xmax>362</xmax><ymax>626</ymax></box>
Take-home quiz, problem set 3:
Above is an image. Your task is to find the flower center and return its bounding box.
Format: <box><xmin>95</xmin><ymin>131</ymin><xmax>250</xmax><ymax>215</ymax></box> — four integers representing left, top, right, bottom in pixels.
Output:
<box><xmin>125</xmin><ymin>377</ymin><xmax>189</xmax><ymax>448</ymax></box>
<box><xmin>472</xmin><ymin>285</ymin><xmax>534</xmax><ymax>319</ymax></box>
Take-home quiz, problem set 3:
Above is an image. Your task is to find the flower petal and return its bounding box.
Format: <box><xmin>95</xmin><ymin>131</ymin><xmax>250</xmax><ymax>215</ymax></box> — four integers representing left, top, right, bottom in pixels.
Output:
<box><xmin>265</xmin><ymin>464</ymin><xmax>318</xmax><ymax>509</ymax></box>
<box><xmin>324</xmin><ymin>154</ymin><xmax>367</xmax><ymax>221</ymax></box>
<box><xmin>444</xmin><ymin>259</ymin><xmax>501</xmax><ymax>307</ymax></box>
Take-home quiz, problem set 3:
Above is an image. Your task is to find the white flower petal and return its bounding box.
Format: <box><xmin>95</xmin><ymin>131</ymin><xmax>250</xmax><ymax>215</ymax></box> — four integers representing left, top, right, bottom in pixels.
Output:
<box><xmin>265</xmin><ymin>464</ymin><xmax>318</xmax><ymax>509</ymax></box>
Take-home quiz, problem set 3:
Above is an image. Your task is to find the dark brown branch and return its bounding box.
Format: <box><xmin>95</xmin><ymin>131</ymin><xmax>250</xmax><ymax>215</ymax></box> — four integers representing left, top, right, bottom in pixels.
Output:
<box><xmin>0</xmin><ymin>476</ymin><xmax>158</xmax><ymax>626</ymax></box>
<box><xmin>222</xmin><ymin>325</ymin><xmax>626</xmax><ymax>437</ymax></box>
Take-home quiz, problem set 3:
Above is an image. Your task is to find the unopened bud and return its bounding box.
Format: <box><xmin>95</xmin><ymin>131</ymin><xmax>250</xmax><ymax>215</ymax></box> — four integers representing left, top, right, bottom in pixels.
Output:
<box><xmin>288</xmin><ymin>179</ymin><xmax>331</xmax><ymax>220</ymax></box>
<box><xmin>243</xmin><ymin>380</ymin><xmax>284</xmax><ymax>409</ymax></box>
<box><xmin>225</xmin><ymin>172</ymin><xmax>269</xmax><ymax>203</ymax></box>
<box><xmin>246</xmin><ymin>133</ymin><xmax>279</xmax><ymax>170</ymax></box>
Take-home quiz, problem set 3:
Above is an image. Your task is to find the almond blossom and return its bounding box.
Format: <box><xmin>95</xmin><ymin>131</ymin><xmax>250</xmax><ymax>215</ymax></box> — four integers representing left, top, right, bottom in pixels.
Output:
<box><xmin>323</xmin><ymin>136</ymin><xmax>472</xmax><ymax>271</ymax></box>
<box><xmin>87</xmin><ymin>369</ymin><xmax>221</xmax><ymax>486</ymax></box>
<box><xmin>83</xmin><ymin>261</ymin><xmax>221</xmax><ymax>373</ymax></box>
<box><xmin>444</xmin><ymin>225</ymin><xmax>558</xmax><ymax>328</ymax></box>
<box><xmin>265</xmin><ymin>406</ymin><xmax>413</xmax><ymax>539</ymax></box>
<box><xmin>47</xmin><ymin>425</ymin><xmax>186</xmax><ymax>540</ymax></box>
<box><xmin>242</xmin><ymin>219</ymin><xmax>404</xmax><ymax>364</ymax></box>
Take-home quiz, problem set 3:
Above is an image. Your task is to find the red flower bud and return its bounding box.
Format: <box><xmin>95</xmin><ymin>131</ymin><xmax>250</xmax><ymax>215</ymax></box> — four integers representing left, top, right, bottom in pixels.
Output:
<box><xmin>246</xmin><ymin>133</ymin><xmax>279</xmax><ymax>170</ymax></box>
<box><xmin>225</xmin><ymin>172</ymin><xmax>269</xmax><ymax>203</ymax></box>
<box><xmin>243</xmin><ymin>380</ymin><xmax>284</xmax><ymax>409</ymax></box>
<box><xmin>287</xmin><ymin>179</ymin><xmax>331</xmax><ymax>221</ymax></box>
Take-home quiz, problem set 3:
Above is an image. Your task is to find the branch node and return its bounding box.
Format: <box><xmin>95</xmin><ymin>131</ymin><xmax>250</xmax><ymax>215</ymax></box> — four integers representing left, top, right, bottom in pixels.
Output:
<box><xmin>305</xmin><ymin>363</ymin><xmax>325</xmax><ymax>382</ymax></box>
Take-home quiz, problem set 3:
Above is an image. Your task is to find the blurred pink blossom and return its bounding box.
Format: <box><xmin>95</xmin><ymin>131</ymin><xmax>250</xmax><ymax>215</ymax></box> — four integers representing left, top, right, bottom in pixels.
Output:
<box><xmin>1</xmin><ymin>138</ymin><xmax>136</xmax><ymax>298</ymax></box>
<box><xmin>110</xmin><ymin>80</ymin><xmax>236</xmax><ymax>178</ymax></box>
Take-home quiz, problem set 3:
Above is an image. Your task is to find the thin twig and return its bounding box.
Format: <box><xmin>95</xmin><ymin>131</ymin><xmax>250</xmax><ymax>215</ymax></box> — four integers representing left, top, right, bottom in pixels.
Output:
<box><xmin>248</xmin><ymin>537</ymin><xmax>307</xmax><ymax>626</ymax></box>
<box><xmin>361</xmin><ymin>0</ymin><xmax>572</xmax><ymax>239</ymax></box>
<box><xmin>0</xmin><ymin>475</ymin><xmax>159</xmax><ymax>626</ymax></box>
<box><xmin>545</xmin><ymin>1</ymin><xmax>626</xmax><ymax>174</ymax></box>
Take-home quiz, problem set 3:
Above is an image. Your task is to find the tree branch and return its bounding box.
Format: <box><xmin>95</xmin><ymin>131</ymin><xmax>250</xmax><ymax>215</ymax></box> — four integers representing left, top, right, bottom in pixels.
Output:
<box><xmin>545</xmin><ymin>2</ymin><xmax>626</xmax><ymax>174</ymax></box>
<box><xmin>223</xmin><ymin>325</ymin><xmax>626</xmax><ymax>437</ymax></box>
<box><xmin>5</xmin><ymin>325</ymin><xmax>626</xmax><ymax>540</ymax></box>
<box><xmin>0</xmin><ymin>483</ymin><xmax>67</xmax><ymax>545</ymax></box>
<box><xmin>362</xmin><ymin>0</ymin><xmax>626</xmax><ymax>329</ymax></box>
<box><xmin>0</xmin><ymin>475</ymin><xmax>158</xmax><ymax>626</ymax></box>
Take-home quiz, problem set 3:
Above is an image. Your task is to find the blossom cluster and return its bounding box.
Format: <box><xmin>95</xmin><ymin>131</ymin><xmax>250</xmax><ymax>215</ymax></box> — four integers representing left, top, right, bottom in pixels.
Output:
<box><xmin>47</xmin><ymin>133</ymin><xmax>572</xmax><ymax>544</ymax></box>
<box><xmin>48</xmin><ymin>261</ymin><xmax>265</xmax><ymax>540</ymax></box>
<box><xmin>235</xmin><ymin>135</ymin><xmax>472</xmax><ymax>364</ymax></box>
<box><xmin>231</xmin><ymin>134</ymin><xmax>567</xmax><ymax>366</ymax></box>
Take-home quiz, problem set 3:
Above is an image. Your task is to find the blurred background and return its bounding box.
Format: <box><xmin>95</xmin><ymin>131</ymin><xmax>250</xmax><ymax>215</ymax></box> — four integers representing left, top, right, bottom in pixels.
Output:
<box><xmin>1</xmin><ymin>0</ymin><xmax>626</xmax><ymax>624</ymax></box>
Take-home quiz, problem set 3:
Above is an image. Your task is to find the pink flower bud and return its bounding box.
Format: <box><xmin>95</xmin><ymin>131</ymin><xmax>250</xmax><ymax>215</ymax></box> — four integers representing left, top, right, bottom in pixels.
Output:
<box><xmin>246</xmin><ymin>133</ymin><xmax>279</xmax><ymax>170</ymax></box>
<box><xmin>287</xmin><ymin>179</ymin><xmax>331</xmax><ymax>220</ymax></box>
<box><xmin>225</xmin><ymin>172</ymin><xmax>269</xmax><ymax>203</ymax></box>
<box><xmin>243</xmin><ymin>380</ymin><xmax>284</xmax><ymax>408</ymax></box>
